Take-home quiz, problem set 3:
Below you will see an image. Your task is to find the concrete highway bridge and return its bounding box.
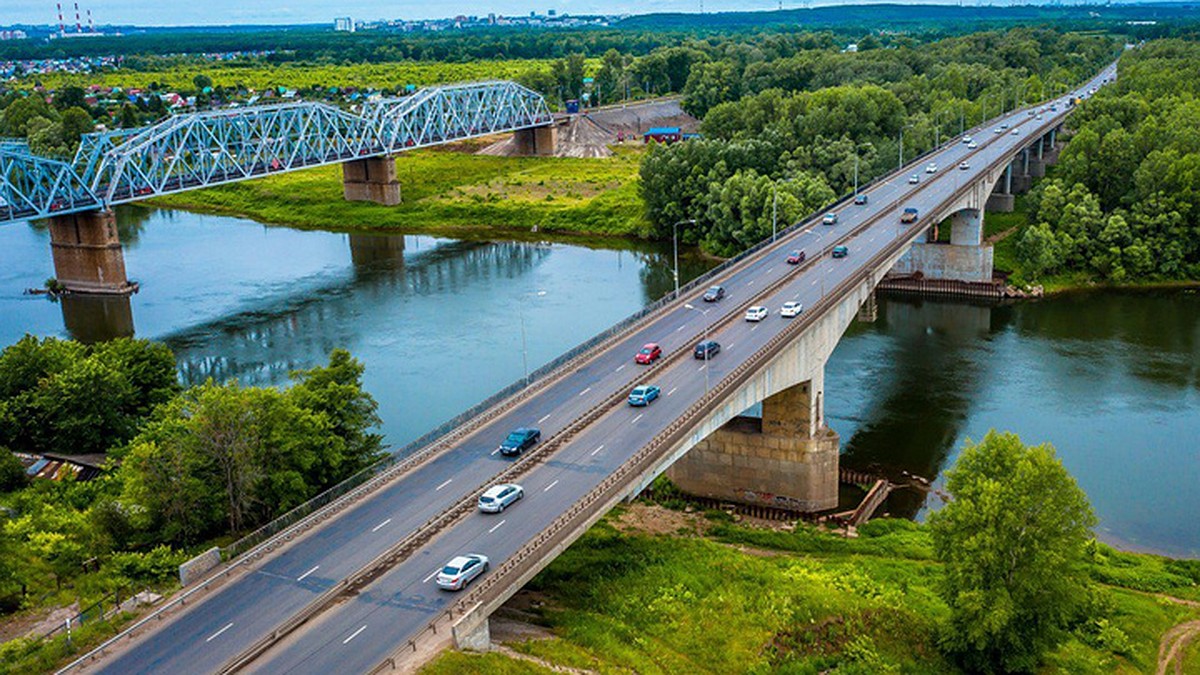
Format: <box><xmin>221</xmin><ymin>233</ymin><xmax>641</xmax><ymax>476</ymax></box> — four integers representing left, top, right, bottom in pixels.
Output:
<box><xmin>59</xmin><ymin>64</ymin><xmax>1116</xmax><ymax>674</ymax></box>
<box><xmin>0</xmin><ymin>80</ymin><xmax>554</xmax><ymax>294</ymax></box>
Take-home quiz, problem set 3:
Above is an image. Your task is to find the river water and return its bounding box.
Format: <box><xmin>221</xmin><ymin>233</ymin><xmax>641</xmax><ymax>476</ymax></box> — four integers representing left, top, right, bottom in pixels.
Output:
<box><xmin>1</xmin><ymin>208</ymin><xmax>1196</xmax><ymax>557</ymax></box>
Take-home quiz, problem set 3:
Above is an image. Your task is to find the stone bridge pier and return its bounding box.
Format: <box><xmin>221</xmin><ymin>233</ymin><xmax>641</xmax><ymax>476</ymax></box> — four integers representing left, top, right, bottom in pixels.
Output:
<box><xmin>342</xmin><ymin>156</ymin><xmax>401</xmax><ymax>205</ymax></box>
<box><xmin>512</xmin><ymin>124</ymin><xmax>558</xmax><ymax>156</ymax></box>
<box><xmin>47</xmin><ymin>209</ymin><xmax>134</xmax><ymax>295</ymax></box>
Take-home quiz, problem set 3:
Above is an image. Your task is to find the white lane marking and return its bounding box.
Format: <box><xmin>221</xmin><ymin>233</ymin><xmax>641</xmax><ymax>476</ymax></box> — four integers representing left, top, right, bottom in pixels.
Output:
<box><xmin>206</xmin><ymin>623</ymin><xmax>234</xmax><ymax>643</ymax></box>
<box><xmin>615</xmin><ymin>364</ymin><xmax>626</xmax><ymax>372</ymax></box>
<box><xmin>726</xmin><ymin>343</ymin><xmax>734</xmax><ymax>350</ymax></box>
<box><xmin>538</xmin><ymin>413</ymin><xmax>551</xmax><ymax>424</ymax></box>
<box><xmin>767</xmin><ymin>267</ymin><xmax>774</xmax><ymax>273</ymax></box>
<box><xmin>490</xmin><ymin>448</ymin><xmax>500</xmax><ymax>455</ymax></box>
<box><xmin>436</xmin><ymin>478</ymin><xmax>453</xmax><ymax>491</ymax></box>
<box><xmin>591</xmin><ymin>444</ymin><xmax>605</xmax><ymax>456</ymax></box>
<box><xmin>631</xmin><ymin>413</ymin><xmax>644</xmax><ymax>425</ymax></box>
<box><xmin>488</xmin><ymin>519</ymin><xmax>507</xmax><ymax>534</ymax></box>
<box><xmin>544</xmin><ymin>480</ymin><xmax>559</xmax><ymax>492</ymax></box>
<box><xmin>697</xmin><ymin>364</ymin><xmax>707</xmax><ymax>372</ymax></box>
<box><xmin>667</xmin><ymin>387</ymin><xmax>678</xmax><ymax>396</ymax></box>
<box><xmin>371</xmin><ymin>518</ymin><xmax>392</xmax><ymax>533</ymax></box>
<box><xmin>578</xmin><ymin>387</ymin><xmax>591</xmax><ymax>397</ymax></box>
<box><xmin>296</xmin><ymin>565</ymin><xmax>319</xmax><ymax>582</ymax></box>
<box><xmin>751</xmin><ymin>325</ymin><xmax>759</xmax><ymax>331</ymax></box>
<box><xmin>343</xmin><ymin>625</ymin><xmax>367</xmax><ymax>645</ymax></box>
<box><xmin>748</xmin><ymin>280</ymin><xmax>755</xmax><ymax>286</ymax></box>
<box><xmin>811</xmin><ymin>278</ymin><xmax>819</xmax><ymax>285</ymax></box>
<box><xmin>676</xmin><ymin>324</ymin><xmax>686</xmax><ymax>332</ymax></box>
<box><xmin>423</xmin><ymin>568</ymin><xmax>440</xmax><ymax>583</ymax></box>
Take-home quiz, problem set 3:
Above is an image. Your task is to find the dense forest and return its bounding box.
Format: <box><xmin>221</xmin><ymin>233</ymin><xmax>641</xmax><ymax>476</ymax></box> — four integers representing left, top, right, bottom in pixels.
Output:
<box><xmin>642</xmin><ymin>28</ymin><xmax>1120</xmax><ymax>255</ymax></box>
<box><xmin>1014</xmin><ymin>39</ymin><xmax>1200</xmax><ymax>283</ymax></box>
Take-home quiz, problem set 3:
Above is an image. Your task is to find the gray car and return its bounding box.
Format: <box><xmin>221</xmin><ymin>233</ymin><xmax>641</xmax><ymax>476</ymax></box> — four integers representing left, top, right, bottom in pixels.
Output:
<box><xmin>436</xmin><ymin>553</ymin><xmax>489</xmax><ymax>591</ymax></box>
<box><xmin>478</xmin><ymin>483</ymin><xmax>524</xmax><ymax>513</ymax></box>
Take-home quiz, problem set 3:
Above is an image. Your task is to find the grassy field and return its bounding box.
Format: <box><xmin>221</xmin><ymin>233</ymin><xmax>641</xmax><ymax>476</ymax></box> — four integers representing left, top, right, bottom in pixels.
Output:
<box><xmin>148</xmin><ymin>142</ymin><xmax>648</xmax><ymax>241</ymax></box>
<box><xmin>22</xmin><ymin>60</ymin><xmax>565</xmax><ymax>94</ymax></box>
<box><xmin>419</xmin><ymin>504</ymin><xmax>1200</xmax><ymax>675</ymax></box>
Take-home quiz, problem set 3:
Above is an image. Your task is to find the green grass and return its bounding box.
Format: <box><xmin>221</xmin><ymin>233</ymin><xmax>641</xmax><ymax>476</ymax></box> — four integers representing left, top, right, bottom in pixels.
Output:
<box><xmin>148</xmin><ymin>145</ymin><xmax>648</xmax><ymax>241</ymax></box>
<box><xmin>419</xmin><ymin>509</ymin><xmax>1200</xmax><ymax>675</ymax></box>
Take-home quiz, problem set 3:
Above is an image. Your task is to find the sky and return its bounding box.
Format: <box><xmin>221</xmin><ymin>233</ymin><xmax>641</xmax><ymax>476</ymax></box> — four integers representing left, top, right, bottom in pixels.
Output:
<box><xmin>3</xmin><ymin>0</ymin><xmax>1118</xmax><ymax>28</ymax></box>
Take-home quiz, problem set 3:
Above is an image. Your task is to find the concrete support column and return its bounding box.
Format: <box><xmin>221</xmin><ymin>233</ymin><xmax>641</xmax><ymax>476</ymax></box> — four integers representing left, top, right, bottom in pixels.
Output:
<box><xmin>1038</xmin><ymin>135</ymin><xmax>1045</xmax><ymax>160</ymax></box>
<box><xmin>48</xmin><ymin>209</ymin><xmax>134</xmax><ymax>295</ymax></box>
<box><xmin>949</xmin><ymin>209</ymin><xmax>983</xmax><ymax>246</ymax></box>
<box><xmin>1022</xmin><ymin>148</ymin><xmax>1030</xmax><ymax>175</ymax></box>
<box><xmin>452</xmin><ymin>615</ymin><xmax>491</xmax><ymax>652</ymax></box>
<box><xmin>1004</xmin><ymin>163</ymin><xmax>1013</xmax><ymax>194</ymax></box>
<box><xmin>512</xmin><ymin>125</ymin><xmax>557</xmax><ymax>156</ymax></box>
<box><xmin>666</xmin><ymin>377</ymin><xmax>839</xmax><ymax>512</ymax></box>
<box><xmin>342</xmin><ymin>156</ymin><xmax>400</xmax><ymax>205</ymax></box>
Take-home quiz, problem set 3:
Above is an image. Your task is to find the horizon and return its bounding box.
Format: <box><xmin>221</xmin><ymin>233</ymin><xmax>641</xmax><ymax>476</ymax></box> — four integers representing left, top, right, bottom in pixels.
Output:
<box><xmin>1</xmin><ymin>0</ymin><xmax>1188</xmax><ymax>29</ymax></box>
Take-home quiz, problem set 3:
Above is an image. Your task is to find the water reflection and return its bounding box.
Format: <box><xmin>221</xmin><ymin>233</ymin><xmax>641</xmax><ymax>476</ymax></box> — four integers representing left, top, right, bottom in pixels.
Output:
<box><xmin>60</xmin><ymin>295</ymin><xmax>135</xmax><ymax>343</ymax></box>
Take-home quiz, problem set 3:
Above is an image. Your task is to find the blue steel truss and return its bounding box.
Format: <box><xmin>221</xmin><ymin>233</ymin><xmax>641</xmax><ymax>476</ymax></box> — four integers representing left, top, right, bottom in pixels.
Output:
<box><xmin>0</xmin><ymin>80</ymin><xmax>552</xmax><ymax>223</ymax></box>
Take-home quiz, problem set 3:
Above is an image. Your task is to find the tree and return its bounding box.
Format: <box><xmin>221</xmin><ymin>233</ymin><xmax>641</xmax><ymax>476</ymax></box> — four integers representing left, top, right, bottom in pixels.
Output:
<box><xmin>929</xmin><ymin>431</ymin><xmax>1096</xmax><ymax>674</ymax></box>
<box><xmin>192</xmin><ymin>73</ymin><xmax>213</xmax><ymax>92</ymax></box>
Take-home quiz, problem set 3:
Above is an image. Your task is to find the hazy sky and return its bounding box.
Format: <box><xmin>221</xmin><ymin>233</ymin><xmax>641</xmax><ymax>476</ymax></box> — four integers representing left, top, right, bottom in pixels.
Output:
<box><xmin>7</xmin><ymin>0</ymin><xmax>999</xmax><ymax>28</ymax></box>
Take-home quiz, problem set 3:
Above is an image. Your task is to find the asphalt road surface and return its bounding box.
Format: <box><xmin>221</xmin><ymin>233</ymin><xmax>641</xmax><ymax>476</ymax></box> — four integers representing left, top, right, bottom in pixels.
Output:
<box><xmin>96</xmin><ymin>64</ymin><xmax>1115</xmax><ymax>675</ymax></box>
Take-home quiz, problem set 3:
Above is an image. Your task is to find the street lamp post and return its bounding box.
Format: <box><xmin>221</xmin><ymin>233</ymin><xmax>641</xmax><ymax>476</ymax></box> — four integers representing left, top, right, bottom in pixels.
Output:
<box><xmin>519</xmin><ymin>289</ymin><xmax>547</xmax><ymax>386</ymax></box>
<box><xmin>853</xmin><ymin>153</ymin><xmax>859</xmax><ymax>197</ymax></box>
<box><xmin>684</xmin><ymin>303</ymin><xmax>711</xmax><ymax>393</ymax></box>
<box><xmin>672</xmin><ymin>219</ymin><xmax>695</xmax><ymax>298</ymax></box>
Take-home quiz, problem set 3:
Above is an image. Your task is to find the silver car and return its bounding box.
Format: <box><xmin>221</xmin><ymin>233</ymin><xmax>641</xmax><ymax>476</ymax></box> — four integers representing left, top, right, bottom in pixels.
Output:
<box><xmin>478</xmin><ymin>483</ymin><xmax>524</xmax><ymax>513</ymax></box>
<box><xmin>436</xmin><ymin>553</ymin><xmax>489</xmax><ymax>591</ymax></box>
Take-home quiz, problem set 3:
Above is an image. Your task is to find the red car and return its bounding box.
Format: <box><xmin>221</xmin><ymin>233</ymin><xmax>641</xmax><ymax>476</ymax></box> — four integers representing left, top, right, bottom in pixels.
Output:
<box><xmin>635</xmin><ymin>343</ymin><xmax>662</xmax><ymax>364</ymax></box>
<box><xmin>786</xmin><ymin>250</ymin><xmax>806</xmax><ymax>265</ymax></box>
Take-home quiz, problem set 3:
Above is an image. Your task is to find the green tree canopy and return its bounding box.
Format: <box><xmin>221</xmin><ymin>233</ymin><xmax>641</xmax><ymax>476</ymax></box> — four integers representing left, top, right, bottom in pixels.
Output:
<box><xmin>929</xmin><ymin>431</ymin><xmax>1097</xmax><ymax>673</ymax></box>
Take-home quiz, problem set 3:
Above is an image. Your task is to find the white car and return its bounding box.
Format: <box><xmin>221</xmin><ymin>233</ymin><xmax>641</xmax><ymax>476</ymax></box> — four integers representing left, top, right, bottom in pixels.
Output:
<box><xmin>908</xmin><ymin>174</ymin><xmax>920</xmax><ymax>184</ymax></box>
<box><xmin>925</xmin><ymin>163</ymin><xmax>938</xmax><ymax>173</ymax></box>
<box><xmin>1011</xmin><ymin>128</ymin><xmax>1020</xmax><ymax>135</ymax></box>
<box><xmin>822</xmin><ymin>212</ymin><xmax>839</xmax><ymax>225</ymax></box>
<box><xmin>478</xmin><ymin>483</ymin><xmax>524</xmax><ymax>513</ymax></box>
<box><xmin>745</xmin><ymin>306</ymin><xmax>768</xmax><ymax>322</ymax></box>
<box><xmin>1036</xmin><ymin>114</ymin><xmax>1043</xmax><ymax>120</ymax></box>
<box><xmin>961</xmin><ymin>135</ymin><xmax>972</xmax><ymax>144</ymax></box>
<box><xmin>967</xmin><ymin>141</ymin><xmax>978</xmax><ymax>149</ymax></box>
<box><xmin>780</xmin><ymin>301</ymin><xmax>803</xmax><ymax>318</ymax></box>
<box><xmin>959</xmin><ymin>161</ymin><xmax>970</xmax><ymax>170</ymax></box>
<box><xmin>994</xmin><ymin>127</ymin><xmax>1003</xmax><ymax>134</ymax></box>
<box><xmin>436</xmin><ymin>553</ymin><xmax>489</xmax><ymax>591</ymax></box>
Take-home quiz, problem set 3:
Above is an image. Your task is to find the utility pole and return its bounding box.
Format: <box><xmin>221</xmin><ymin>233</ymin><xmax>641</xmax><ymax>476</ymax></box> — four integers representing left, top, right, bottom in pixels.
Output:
<box><xmin>672</xmin><ymin>219</ymin><xmax>695</xmax><ymax>297</ymax></box>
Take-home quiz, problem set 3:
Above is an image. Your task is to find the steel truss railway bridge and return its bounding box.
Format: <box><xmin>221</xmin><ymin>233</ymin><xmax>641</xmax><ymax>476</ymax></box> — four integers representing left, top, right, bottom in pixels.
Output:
<box><xmin>0</xmin><ymin>80</ymin><xmax>554</xmax><ymax>293</ymax></box>
<box><xmin>52</xmin><ymin>64</ymin><xmax>1116</xmax><ymax>675</ymax></box>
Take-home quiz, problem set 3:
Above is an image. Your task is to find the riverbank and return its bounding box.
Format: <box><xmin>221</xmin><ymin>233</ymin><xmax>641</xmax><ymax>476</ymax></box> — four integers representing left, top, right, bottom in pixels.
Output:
<box><xmin>419</xmin><ymin>502</ymin><xmax>1200</xmax><ymax>674</ymax></box>
<box><xmin>149</xmin><ymin>141</ymin><xmax>648</xmax><ymax>242</ymax></box>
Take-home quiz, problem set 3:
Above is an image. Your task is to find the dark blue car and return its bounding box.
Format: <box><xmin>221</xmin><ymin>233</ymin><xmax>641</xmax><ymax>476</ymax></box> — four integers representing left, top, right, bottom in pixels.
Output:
<box><xmin>628</xmin><ymin>385</ymin><xmax>661</xmax><ymax>406</ymax></box>
<box><xmin>498</xmin><ymin>427</ymin><xmax>541</xmax><ymax>456</ymax></box>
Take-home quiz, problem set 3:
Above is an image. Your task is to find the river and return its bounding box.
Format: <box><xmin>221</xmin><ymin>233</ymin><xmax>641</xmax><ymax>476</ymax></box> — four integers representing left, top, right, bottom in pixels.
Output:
<box><xmin>2</xmin><ymin>208</ymin><xmax>1196</xmax><ymax>558</ymax></box>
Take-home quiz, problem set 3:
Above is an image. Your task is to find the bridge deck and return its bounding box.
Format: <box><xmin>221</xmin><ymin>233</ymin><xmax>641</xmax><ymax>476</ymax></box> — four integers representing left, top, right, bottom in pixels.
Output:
<box><xmin>79</xmin><ymin>66</ymin><xmax>1116</xmax><ymax>675</ymax></box>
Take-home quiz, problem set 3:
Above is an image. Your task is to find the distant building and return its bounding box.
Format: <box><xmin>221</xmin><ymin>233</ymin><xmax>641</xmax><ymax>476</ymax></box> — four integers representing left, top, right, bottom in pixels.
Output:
<box><xmin>334</xmin><ymin>16</ymin><xmax>355</xmax><ymax>32</ymax></box>
<box><xmin>644</xmin><ymin>127</ymin><xmax>682</xmax><ymax>144</ymax></box>
<box><xmin>843</xmin><ymin>43</ymin><xmax>858</xmax><ymax>53</ymax></box>
<box><xmin>0</xmin><ymin>30</ymin><xmax>28</xmax><ymax>40</ymax></box>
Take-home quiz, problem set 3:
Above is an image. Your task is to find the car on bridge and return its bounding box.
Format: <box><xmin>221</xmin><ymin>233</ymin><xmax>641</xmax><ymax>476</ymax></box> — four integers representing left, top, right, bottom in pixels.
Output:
<box><xmin>908</xmin><ymin>174</ymin><xmax>920</xmax><ymax>184</ymax></box>
<box><xmin>635</xmin><ymin>343</ymin><xmax>662</xmax><ymax>364</ymax></box>
<box><xmin>786</xmin><ymin>250</ymin><xmax>807</xmax><ymax>264</ymax></box>
<box><xmin>967</xmin><ymin>141</ymin><xmax>979</xmax><ymax>149</ymax></box>
<box><xmin>780</xmin><ymin>301</ymin><xmax>803</xmax><ymax>318</ymax></box>
<box><xmin>478</xmin><ymin>484</ymin><xmax>524</xmax><ymax>513</ymax></box>
<box><xmin>694</xmin><ymin>340</ymin><xmax>720</xmax><ymax>359</ymax></box>
<box><xmin>822</xmin><ymin>213</ymin><xmax>839</xmax><ymax>225</ymax></box>
<box><xmin>702</xmin><ymin>286</ymin><xmax>726</xmax><ymax>302</ymax></box>
<box><xmin>959</xmin><ymin>161</ymin><xmax>970</xmax><ymax>170</ymax></box>
<box><xmin>745</xmin><ymin>306</ymin><xmax>768</xmax><ymax>322</ymax></box>
<box><xmin>925</xmin><ymin>163</ymin><xmax>938</xmax><ymax>173</ymax></box>
<box><xmin>832</xmin><ymin>246</ymin><xmax>849</xmax><ymax>258</ymax></box>
<box><xmin>436</xmin><ymin>554</ymin><xmax>489</xmax><ymax>591</ymax></box>
<box><xmin>961</xmin><ymin>135</ymin><xmax>972</xmax><ymax>144</ymax></box>
<box><xmin>994</xmin><ymin>127</ymin><xmax>1003</xmax><ymax>134</ymax></box>
<box><xmin>628</xmin><ymin>384</ymin><xmax>661</xmax><ymax>406</ymax></box>
<box><xmin>498</xmin><ymin>427</ymin><xmax>541</xmax><ymax>456</ymax></box>
<box><xmin>854</xmin><ymin>193</ymin><xmax>868</xmax><ymax>205</ymax></box>
<box><xmin>901</xmin><ymin>207</ymin><xmax>920</xmax><ymax>224</ymax></box>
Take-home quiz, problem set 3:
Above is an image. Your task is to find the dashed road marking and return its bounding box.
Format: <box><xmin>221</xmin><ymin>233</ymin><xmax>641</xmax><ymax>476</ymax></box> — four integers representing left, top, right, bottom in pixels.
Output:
<box><xmin>343</xmin><ymin>625</ymin><xmax>367</xmax><ymax>645</ymax></box>
<box><xmin>436</xmin><ymin>478</ymin><xmax>453</xmax><ymax>491</ymax></box>
<box><xmin>676</xmin><ymin>324</ymin><xmax>686</xmax><ymax>332</ymax></box>
<box><xmin>544</xmin><ymin>480</ymin><xmax>559</xmax><ymax>492</ymax></box>
<box><xmin>615</xmin><ymin>364</ymin><xmax>626</xmax><ymax>372</ymax></box>
<box><xmin>423</xmin><ymin>568</ymin><xmax>440</xmax><ymax>583</ymax></box>
<box><xmin>667</xmin><ymin>387</ymin><xmax>678</xmax><ymax>396</ymax></box>
<box><xmin>490</xmin><ymin>448</ymin><xmax>500</xmax><ymax>455</ymax></box>
<box><xmin>488</xmin><ymin>519</ymin><xmax>507</xmax><ymax>534</ymax></box>
<box><xmin>591</xmin><ymin>444</ymin><xmax>604</xmax><ymax>456</ymax></box>
<box><xmin>697</xmin><ymin>364</ymin><xmax>707</xmax><ymax>372</ymax></box>
<box><xmin>371</xmin><ymin>518</ymin><xmax>392</xmax><ymax>533</ymax></box>
<box><xmin>206</xmin><ymin>623</ymin><xmax>233</xmax><ymax>643</ymax></box>
<box><xmin>631</xmin><ymin>413</ymin><xmax>644</xmax><ymax>425</ymax></box>
<box><xmin>296</xmin><ymin>565</ymin><xmax>319</xmax><ymax>582</ymax></box>
<box><xmin>578</xmin><ymin>387</ymin><xmax>591</xmax><ymax>396</ymax></box>
<box><xmin>538</xmin><ymin>413</ymin><xmax>551</xmax><ymax>424</ymax></box>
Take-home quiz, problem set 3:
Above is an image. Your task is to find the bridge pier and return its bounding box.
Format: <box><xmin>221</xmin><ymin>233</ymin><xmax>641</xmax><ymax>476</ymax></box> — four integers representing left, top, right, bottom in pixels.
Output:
<box><xmin>342</xmin><ymin>156</ymin><xmax>401</xmax><ymax>205</ymax></box>
<box><xmin>47</xmin><ymin>209</ymin><xmax>135</xmax><ymax>295</ymax></box>
<box><xmin>892</xmin><ymin>209</ymin><xmax>994</xmax><ymax>283</ymax></box>
<box><xmin>512</xmin><ymin>125</ymin><xmax>558</xmax><ymax>156</ymax></box>
<box><xmin>666</xmin><ymin>377</ymin><xmax>839</xmax><ymax>512</ymax></box>
<box><xmin>451</xmin><ymin>612</ymin><xmax>491</xmax><ymax>652</ymax></box>
<box><xmin>985</xmin><ymin>162</ymin><xmax>1015</xmax><ymax>213</ymax></box>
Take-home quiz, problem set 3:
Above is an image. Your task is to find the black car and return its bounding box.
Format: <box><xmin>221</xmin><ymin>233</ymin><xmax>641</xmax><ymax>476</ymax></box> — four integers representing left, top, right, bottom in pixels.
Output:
<box><xmin>693</xmin><ymin>340</ymin><xmax>721</xmax><ymax>359</ymax></box>
<box><xmin>702</xmin><ymin>285</ymin><xmax>726</xmax><ymax>302</ymax></box>
<box><xmin>498</xmin><ymin>427</ymin><xmax>541</xmax><ymax>456</ymax></box>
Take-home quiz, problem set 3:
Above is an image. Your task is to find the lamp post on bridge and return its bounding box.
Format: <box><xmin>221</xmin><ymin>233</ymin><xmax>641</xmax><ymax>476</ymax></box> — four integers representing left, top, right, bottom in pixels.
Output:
<box><xmin>672</xmin><ymin>219</ymin><xmax>695</xmax><ymax>298</ymax></box>
<box><xmin>519</xmin><ymin>289</ymin><xmax>548</xmax><ymax>387</ymax></box>
<box><xmin>684</xmin><ymin>303</ymin><xmax>712</xmax><ymax>393</ymax></box>
<box><xmin>898</xmin><ymin>122</ymin><xmax>915</xmax><ymax>171</ymax></box>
